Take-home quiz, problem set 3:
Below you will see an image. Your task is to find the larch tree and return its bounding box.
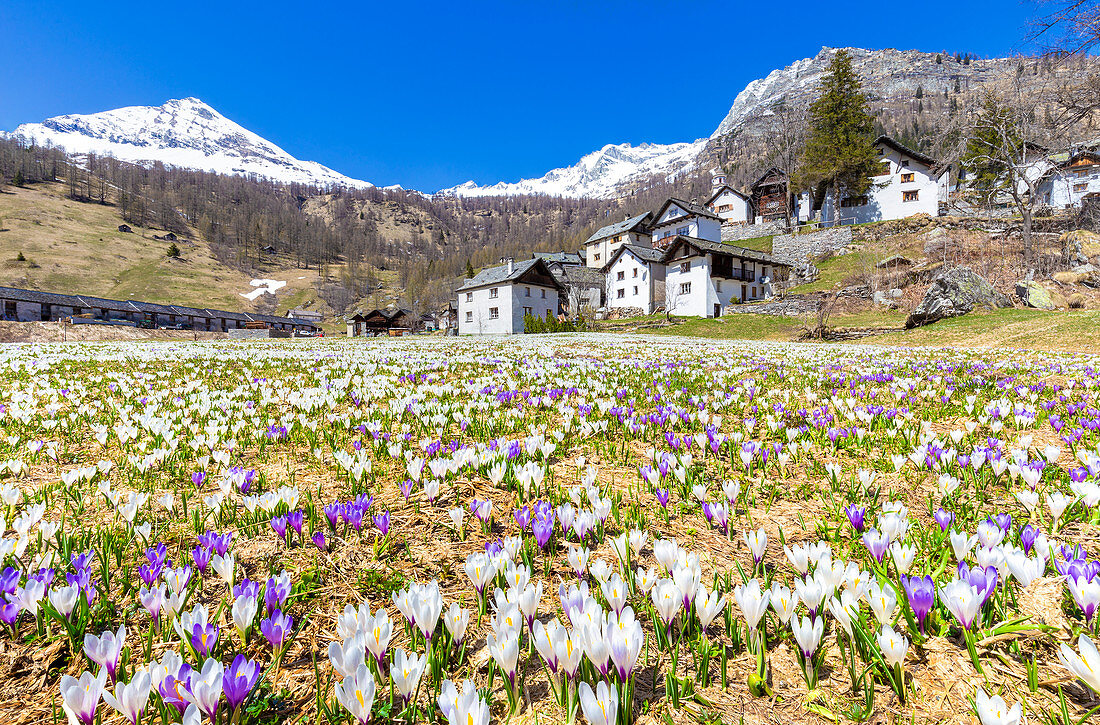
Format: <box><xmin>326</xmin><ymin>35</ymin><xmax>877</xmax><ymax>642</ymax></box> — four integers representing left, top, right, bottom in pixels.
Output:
<box><xmin>797</xmin><ymin>49</ymin><xmax>880</xmax><ymax>225</ymax></box>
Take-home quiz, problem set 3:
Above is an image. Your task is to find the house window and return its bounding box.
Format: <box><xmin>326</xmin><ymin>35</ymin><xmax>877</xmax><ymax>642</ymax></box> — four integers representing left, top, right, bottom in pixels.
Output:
<box><xmin>541</xmin><ymin>290</ymin><xmax>546</xmax><ymax>298</ymax></box>
<box><xmin>489</xmin><ymin>288</ymin><xmax>498</xmax><ymax>299</ymax></box>
<box><xmin>901</xmin><ymin>159</ymin><xmax>910</xmax><ymax>168</ymax></box>
<box><xmin>752</xmin><ymin>286</ymin><xmax>758</xmax><ymax>297</ymax></box>
<box><xmin>716</xmin><ymin>281</ymin><xmax>722</xmax><ymax>293</ymax></box>
<box><xmin>876</xmin><ymin>161</ymin><xmax>891</xmax><ymax>176</ymax></box>
<box><xmin>525</xmin><ymin>286</ymin><xmax>531</xmax><ymax>297</ymax></box>
<box><xmin>676</xmin><ymin>226</ymin><xmax>689</xmax><ymax>236</ymax></box>
<box><xmin>465</xmin><ymin>311</ymin><xmax>473</xmax><ymax>322</ymax></box>
<box><xmin>680</xmin><ymin>282</ymin><xmax>692</xmax><ymax>295</ymax></box>
<box><xmin>841</xmin><ymin>196</ymin><xmax>868</xmax><ymax>207</ymax></box>
<box><xmin>668</xmin><ymin>207</ymin><xmax>679</xmax><ymax>217</ymax></box>
<box><xmin>594</xmin><ymin>253</ymin><xmax>601</xmax><ymax>262</ymax></box>
<box><xmin>523</xmin><ymin>306</ymin><xmax>532</xmax><ymax>316</ymax></box>
<box><xmin>489</xmin><ymin>307</ymin><xmax>499</xmax><ymax>320</ymax></box>
<box><xmin>632</xmin><ymin>268</ymin><xmax>638</xmax><ymax>278</ymax></box>
<box><xmin>617</xmin><ymin>289</ymin><xmax>625</xmax><ymax>299</ymax></box>
<box><xmin>465</xmin><ymin>292</ymin><xmax>472</xmax><ymax>302</ymax></box>
<box><xmin>680</xmin><ymin>261</ymin><xmax>691</xmax><ymax>273</ymax></box>
<box><xmin>902</xmin><ymin>190</ymin><xmax>919</xmax><ymax>202</ymax></box>
<box><xmin>901</xmin><ymin>173</ymin><xmax>915</xmax><ymax>183</ymax></box>
<box><xmin>617</xmin><ymin>271</ymin><xmax>625</xmax><ymax>281</ymax></box>
<box><xmin>1074</xmin><ymin>182</ymin><xmax>1088</xmax><ymax>192</ymax></box>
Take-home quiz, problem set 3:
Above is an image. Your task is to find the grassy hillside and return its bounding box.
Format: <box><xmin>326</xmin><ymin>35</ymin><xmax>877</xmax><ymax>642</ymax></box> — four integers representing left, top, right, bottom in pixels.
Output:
<box><xmin>0</xmin><ymin>182</ymin><xmax>331</xmax><ymax>314</ymax></box>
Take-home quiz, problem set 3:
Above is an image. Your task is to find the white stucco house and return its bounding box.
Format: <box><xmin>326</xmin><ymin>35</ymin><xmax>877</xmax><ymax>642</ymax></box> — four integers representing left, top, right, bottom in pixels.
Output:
<box><xmin>706</xmin><ymin>184</ymin><xmax>753</xmax><ymax>224</ymax></box>
<box><xmin>821</xmin><ymin>136</ymin><xmax>949</xmax><ymax>226</ymax></box>
<box><xmin>650</xmin><ymin>198</ymin><xmax>722</xmax><ymax>248</ymax></box>
<box><xmin>457</xmin><ymin>258</ymin><xmax>563</xmax><ymax>335</ymax></box>
<box><xmin>1036</xmin><ymin>151</ymin><xmax>1100</xmax><ymax>210</ymax></box>
<box><xmin>602</xmin><ymin>244</ymin><xmax>665</xmax><ymax>315</ymax></box>
<box><xmin>583</xmin><ymin>212</ymin><xmax>652</xmax><ymax>269</ymax></box>
<box><xmin>661</xmin><ymin>237</ymin><xmax>788</xmax><ymax>318</ymax></box>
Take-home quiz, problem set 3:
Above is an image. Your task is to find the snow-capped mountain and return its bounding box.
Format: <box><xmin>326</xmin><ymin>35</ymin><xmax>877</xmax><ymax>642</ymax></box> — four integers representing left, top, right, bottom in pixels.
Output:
<box><xmin>439</xmin><ymin>139</ymin><xmax>707</xmax><ymax>199</ymax></box>
<box><xmin>6</xmin><ymin>97</ymin><xmax>372</xmax><ymax>189</ymax></box>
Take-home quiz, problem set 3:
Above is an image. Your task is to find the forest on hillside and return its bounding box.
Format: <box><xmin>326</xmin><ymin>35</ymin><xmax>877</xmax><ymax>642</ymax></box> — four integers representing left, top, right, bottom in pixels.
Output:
<box><xmin>0</xmin><ymin>137</ymin><xmax>714</xmax><ymax>312</ymax></box>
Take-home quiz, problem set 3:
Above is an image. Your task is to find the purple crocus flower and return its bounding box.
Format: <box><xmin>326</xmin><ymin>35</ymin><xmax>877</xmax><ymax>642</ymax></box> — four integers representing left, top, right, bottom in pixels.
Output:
<box><xmin>213</xmin><ymin>533</ymin><xmax>234</xmax><ymax>557</ymax></box>
<box><xmin>145</xmin><ymin>544</ymin><xmax>167</xmax><ymax>566</ymax></box>
<box><xmin>196</xmin><ymin>530</ymin><xmax>217</xmax><ymax>551</ymax></box>
<box><xmin>514</xmin><ymin>506</ymin><xmax>532</xmax><ymax>531</ymax></box>
<box><xmin>260</xmin><ymin>610</ymin><xmax>293</xmax><ymax>649</ymax></box>
<box><xmin>844</xmin><ymin>504</ymin><xmax>866</xmax><ymax>533</ymax></box>
<box><xmin>287</xmin><ymin>510</ymin><xmax>304</xmax><ymax>536</ymax></box>
<box><xmin>159</xmin><ymin>666</ymin><xmax>193</xmax><ymax>715</ymax></box>
<box><xmin>861</xmin><ymin>529</ymin><xmax>889</xmax><ymax>563</ymax></box>
<box><xmin>901</xmin><ymin>575</ymin><xmax>935</xmax><ymax>634</ymax></box>
<box><xmin>1019</xmin><ymin>524</ymin><xmax>1038</xmax><ymax>555</ymax></box>
<box><xmin>655</xmin><ymin>488</ymin><xmax>670</xmax><ymax>508</ymax></box>
<box><xmin>934</xmin><ymin>508</ymin><xmax>954</xmax><ymax>532</ymax></box>
<box><xmin>191</xmin><ymin>471</ymin><xmax>207</xmax><ymax>488</ymax></box>
<box><xmin>265</xmin><ymin>576</ymin><xmax>290</xmax><ymax>614</ymax></box>
<box><xmin>373</xmin><ymin>511</ymin><xmax>390</xmax><ymax>536</ymax></box>
<box><xmin>191</xmin><ymin>622</ymin><xmax>219</xmax><ymax>657</ymax></box>
<box><xmin>958</xmin><ymin>563</ymin><xmax>998</xmax><ymax>606</ymax></box>
<box><xmin>138</xmin><ymin>562</ymin><xmax>162</xmax><ymax>586</ymax></box>
<box><xmin>191</xmin><ymin>546</ymin><xmax>211</xmax><ymax>573</ymax></box>
<box><xmin>324</xmin><ymin>503</ymin><xmax>341</xmax><ymax>531</ymax></box>
<box><xmin>222</xmin><ymin>654</ymin><xmax>260</xmax><ymax>713</ymax></box>
<box><xmin>532</xmin><ymin>512</ymin><xmax>555</xmax><ymax>549</ymax></box>
<box><xmin>0</xmin><ymin>600</ymin><xmax>19</xmax><ymax>627</ymax></box>
<box><xmin>233</xmin><ymin>578</ymin><xmax>261</xmax><ymax>600</ymax></box>
<box><xmin>70</xmin><ymin>551</ymin><xmax>95</xmax><ymax>571</ymax></box>
<box><xmin>0</xmin><ymin>568</ymin><xmax>18</xmax><ymax>596</ymax></box>
<box><xmin>344</xmin><ymin>505</ymin><xmax>363</xmax><ymax>532</ymax></box>
<box><xmin>995</xmin><ymin>513</ymin><xmax>1012</xmax><ymax>532</ymax></box>
<box><xmin>399</xmin><ymin>478</ymin><xmax>415</xmax><ymax>501</ymax></box>
<box><xmin>311</xmin><ymin>531</ymin><xmax>326</xmax><ymax>551</ymax></box>
<box><xmin>270</xmin><ymin>515</ymin><xmax>288</xmax><ymax>541</ymax></box>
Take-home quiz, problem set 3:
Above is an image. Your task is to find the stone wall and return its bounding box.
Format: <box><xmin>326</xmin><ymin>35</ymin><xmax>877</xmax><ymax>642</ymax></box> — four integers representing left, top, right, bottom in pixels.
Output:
<box><xmin>227</xmin><ymin>328</ymin><xmax>292</xmax><ymax>339</ymax></box>
<box><xmin>772</xmin><ymin>227</ymin><xmax>854</xmax><ymax>265</ymax></box>
<box><xmin>723</xmin><ymin>296</ymin><xmax>821</xmax><ymax>316</ymax></box>
<box><xmin>721</xmin><ymin>221</ymin><xmax>786</xmax><ymax>243</ymax></box>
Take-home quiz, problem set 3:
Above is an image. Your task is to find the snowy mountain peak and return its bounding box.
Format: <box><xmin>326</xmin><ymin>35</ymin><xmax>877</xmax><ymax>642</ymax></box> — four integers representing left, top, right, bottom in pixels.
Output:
<box><xmin>7</xmin><ymin>98</ymin><xmax>372</xmax><ymax>190</ymax></box>
<box><xmin>439</xmin><ymin>139</ymin><xmax>707</xmax><ymax>199</ymax></box>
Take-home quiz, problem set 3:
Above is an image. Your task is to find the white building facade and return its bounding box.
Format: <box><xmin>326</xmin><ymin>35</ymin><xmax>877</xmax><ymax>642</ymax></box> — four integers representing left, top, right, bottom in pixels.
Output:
<box><xmin>650</xmin><ymin>198</ymin><xmax>722</xmax><ymax>248</ymax></box>
<box><xmin>583</xmin><ymin>213</ymin><xmax>652</xmax><ymax>269</ymax></box>
<box><xmin>457</xmin><ymin>258</ymin><xmax>562</xmax><ymax>335</ymax></box>
<box><xmin>1036</xmin><ymin>151</ymin><xmax>1100</xmax><ymax>209</ymax></box>
<box><xmin>706</xmin><ymin>185</ymin><xmax>753</xmax><ymax>224</ymax></box>
<box><xmin>821</xmin><ymin>136</ymin><xmax>949</xmax><ymax>226</ymax></box>
<box><xmin>661</xmin><ymin>238</ymin><xmax>786</xmax><ymax>318</ymax></box>
<box><xmin>603</xmin><ymin>245</ymin><xmax>665</xmax><ymax>315</ymax></box>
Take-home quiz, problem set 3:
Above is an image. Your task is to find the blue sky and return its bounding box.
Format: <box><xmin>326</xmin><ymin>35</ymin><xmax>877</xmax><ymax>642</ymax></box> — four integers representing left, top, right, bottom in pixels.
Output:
<box><xmin>1</xmin><ymin>0</ymin><xmax>1042</xmax><ymax>191</ymax></box>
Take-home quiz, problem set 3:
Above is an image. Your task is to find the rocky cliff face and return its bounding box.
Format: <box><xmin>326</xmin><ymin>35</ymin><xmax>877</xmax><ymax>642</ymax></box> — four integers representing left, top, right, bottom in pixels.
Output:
<box><xmin>712</xmin><ymin>46</ymin><xmax>1010</xmax><ymax>138</ymax></box>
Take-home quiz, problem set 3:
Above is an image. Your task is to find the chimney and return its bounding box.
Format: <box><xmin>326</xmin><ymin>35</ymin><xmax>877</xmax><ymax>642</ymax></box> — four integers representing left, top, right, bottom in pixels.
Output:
<box><xmin>505</xmin><ymin>257</ymin><xmax>514</xmax><ymax>275</ymax></box>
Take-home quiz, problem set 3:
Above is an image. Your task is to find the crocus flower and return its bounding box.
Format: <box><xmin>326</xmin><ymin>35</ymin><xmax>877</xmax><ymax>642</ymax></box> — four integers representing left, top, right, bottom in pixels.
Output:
<box><xmin>261</xmin><ymin>610</ymin><xmax>294</xmax><ymax>650</ymax></box>
<box><xmin>579</xmin><ymin>680</ymin><xmax>618</xmax><ymax>725</ymax></box>
<box><xmin>901</xmin><ymin>575</ymin><xmax>935</xmax><ymax>634</ymax></box>
<box><xmin>270</xmin><ymin>515</ymin><xmax>288</xmax><ymax>541</ymax></box>
<box><xmin>390</xmin><ymin>647</ymin><xmax>427</xmax><ymax>703</ymax></box>
<box><xmin>844</xmin><ymin>504</ymin><xmax>866</xmax><ymax>532</ymax></box>
<box><xmin>334</xmin><ymin>663</ymin><xmax>376</xmax><ymax>724</ymax></box>
<box><xmin>265</xmin><ymin>572</ymin><xmax>291</xmax><ymax>614</ymax></box>
<box><xmin>191</xmin><ymin>622</ymin><xmax>219</xmax><ymax>658</ymax></box>
<box><xmin>102</xmin><ymin>670</ymin><xmax>151</xmax><ymax>725</ymax></box>
<box><xmin>861</xmin><ymin>528</ymin><xmax>889</xmax><ymax>563</ymax></box>
<box><xmin>373</xmin><ymin>511</ymin><xmax>390</xmax><ymax>536</ymax></box>
<box><xmin>83</xmin><ymin>624</ymin><xmax>125</xmax><ymax>682</ymax></box>
<box><xmin>939</xmin><ymin>579</ymin><xmax>982</xmax><ymax>630</ymax></box>
<box><xmin>287</xmin><ymin>510</ymin><xmax>304</xmax><ymax>536</ymax></box>
<box><xmin>1058</xmin><ymin>634</ymin><xmax>1100</xmax><ymax>695</ymax></box>
<box><xmin>60</xmin><ymin>669</ymin><xmax>108</xmax><ymax>725</ymax></box>
<box><xmin>222</xmin><ymin>654</ymin><xmax>260</xmax><ymax>713</ymax></box>
<box><xmin>934</xmin><ymin>508</ymin><xmax>954</xmax><ymax>531</ymax></box>
<box><xmin>974</xmin><ymin>686</ymin><xmax>1021</xmax><ymax>725</ymax></box>
<box><xmin>186</xmin><ymin>658</ymin><xmax>224</xmax><ymax>722</ymax></box>
<box><xmin>312</xmin><ymin>531</ymin><xmax>327</xmax><ymax>551</ymax></box>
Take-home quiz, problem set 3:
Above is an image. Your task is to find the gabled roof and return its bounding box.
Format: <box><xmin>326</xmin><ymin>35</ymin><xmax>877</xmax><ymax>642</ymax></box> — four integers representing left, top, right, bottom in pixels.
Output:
<box><xmin>555</xmin><ymin>265</ymin><xmax>605</xmax><ymax>291</ymax></box>
<box><xmin>658</xmin><ymin>236</ymin><xmax>790</xmax><ymax>267</ymax></box>
<box><xmin>874</xmin><ymin>135</ymin><xmax>942</xmax><ymax>169</ymax></box>
<box><xmin>600</xmin><ymin>243</ymin><xmax>664</xmax><ymax>273</ymax></box>
<box><xmin>705</xmin><ymin>185</ymin><xmax>751</xmax><ymax>207</ymax></box>
<box><xmin>534</xmin><ymin>251</ymin><xmax>583</xmax><ymax>266</ymax></box>
<box><xmin>585</xmin><ymin>212</ymin><xmax>652</xmax><ymax>244</ymax></box>
<box><xmin>750</xmin><ymin>167</ymin><xmax>787</xmax><ymax>191</ymax></box>
<box><xmin>650</xmin><ymin>197</ymin><xmax>721</xmax><ymax>227</ymax></box>
<box><xmin>457</xmin><ymin>257</ymin><xmax>565</xmax><ymax>292</ymax></box>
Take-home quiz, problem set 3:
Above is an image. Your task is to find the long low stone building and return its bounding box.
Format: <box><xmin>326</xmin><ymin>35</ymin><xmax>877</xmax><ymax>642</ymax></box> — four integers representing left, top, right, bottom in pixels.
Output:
<box><xmin>0</xmin><ymin>285</ymin><xmax>318</xmax><ymax>333</ymax></box>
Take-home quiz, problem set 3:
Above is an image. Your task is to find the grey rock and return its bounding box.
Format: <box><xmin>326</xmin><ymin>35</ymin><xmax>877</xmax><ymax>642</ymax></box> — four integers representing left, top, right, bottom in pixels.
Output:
<box><xmin>876</xmin><ymin>255</ymin><xmax>913</xmax><ymax>269</ymax></box>
<box><xmin>906</xmin><ymin>267</ymin><xmax>1012</xmax><ymax>328</ymax></box>
<box><xmin>1015</xmin><ymin>281</ymin><xmax>1055</xmax><ymax>310</ymax></box>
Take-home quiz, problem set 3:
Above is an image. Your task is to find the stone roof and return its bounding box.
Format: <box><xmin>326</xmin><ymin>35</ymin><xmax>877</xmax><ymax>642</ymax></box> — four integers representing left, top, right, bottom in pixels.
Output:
<box><xmin>650</xmin><ymin>198</ymin><xmax>721</xmax><ymax>227</ymax></box>
<box><xmin>457</xmin><ymin>258</ymin><xmax>563</xmax><ymax>292</ymax></box>
<box><xmin>658</xmin><ymin>236</ymin><xmax>789</xmax><ymax>266</ymax></box>
<box><xmin>585</xmin><ymin>212</ymin><xmax>652</xmax><ymax>244</ymax></box>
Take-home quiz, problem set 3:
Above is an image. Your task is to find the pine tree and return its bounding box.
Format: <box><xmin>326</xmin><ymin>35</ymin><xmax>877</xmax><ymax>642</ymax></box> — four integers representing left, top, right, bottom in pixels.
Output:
<box><xmin>797</xmin><ymin>49</ymin><xmax>879</xmax><ymax>216</ymax></box>
<box><xmin>465</xmin><ymin>259</ymin><xmax>475</xmax><ymax>278</ymax></box>
<box><xmin>12</xmin><ymin>170</ymin><xmax>24</xmax><ymax>187</ymax></box>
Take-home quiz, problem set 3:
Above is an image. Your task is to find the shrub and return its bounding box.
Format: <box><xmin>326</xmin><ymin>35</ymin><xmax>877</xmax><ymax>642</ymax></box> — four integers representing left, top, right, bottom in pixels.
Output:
<box><xmin>16</xmin><ymin>251</ymin><xmax>25</xmax><ymax>262</ymax></box>
<box><xmin>166</xmin><ymin>243</ymin><xmax>180</xmax><ymax>258</ymax></box>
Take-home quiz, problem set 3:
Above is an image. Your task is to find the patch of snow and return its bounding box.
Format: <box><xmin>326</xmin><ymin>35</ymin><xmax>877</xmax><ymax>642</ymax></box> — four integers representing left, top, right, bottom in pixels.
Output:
<box><xmin>240</xmin><ymin>278</ymin><xmax>286</xmax><ymax>301</ymax></box>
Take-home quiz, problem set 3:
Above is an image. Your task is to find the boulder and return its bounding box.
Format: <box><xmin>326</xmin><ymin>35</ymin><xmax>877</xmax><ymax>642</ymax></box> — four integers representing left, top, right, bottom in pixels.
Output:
<box><xmin>873</xmin><ymin>291</ymin><xmax>898</xmax><ymax>308</ymax></box>
<box><xmin>1016</xmin><ymin>281</ymin><xmax>1056</xmax><ymax>310</ymax></box>
<box><xmin>1073</xmin><ymin>263</ymin><xmax>1100</xmax><ymax>288</ymax></box>
<box><xmin>905</xmin><ymin>267</ymin><xmax>1012</xmax><ymax>328</ymax></box>
<box><xmin>117</xmin><ymin>224</ymin><xmax>133</xmax><ymax>233</ymax></box>
<box><xmin>1061</xmin><ymin>230</ymin><xmax>1100</xmax><ymax>262</ymax></box>
<box><xmin>1069</xmin><ymin>293</ymin><xmax>1087</xmax><ymax>309</ymax></box>
<box><xmin>876</xmin><ymin>254</ymin><xmax>913</xmax><ymax>269</ymax></box>
<box><xmin>922</xmin><ymin>227</ymin><xmax>951</xmax><ymax>256</ymax></box>
<box><xmin>1052</xmin><ymin>270</ymin><xmax>1088</xmax><ymax>285</ymax></box>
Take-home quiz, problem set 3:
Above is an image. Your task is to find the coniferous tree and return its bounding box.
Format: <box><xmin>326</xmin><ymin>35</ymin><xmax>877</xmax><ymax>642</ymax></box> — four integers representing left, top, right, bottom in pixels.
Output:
<box><xmin>798</xmin><ymin>49</ymin><xmax>879</xmax><ymax>221</ymax></box>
